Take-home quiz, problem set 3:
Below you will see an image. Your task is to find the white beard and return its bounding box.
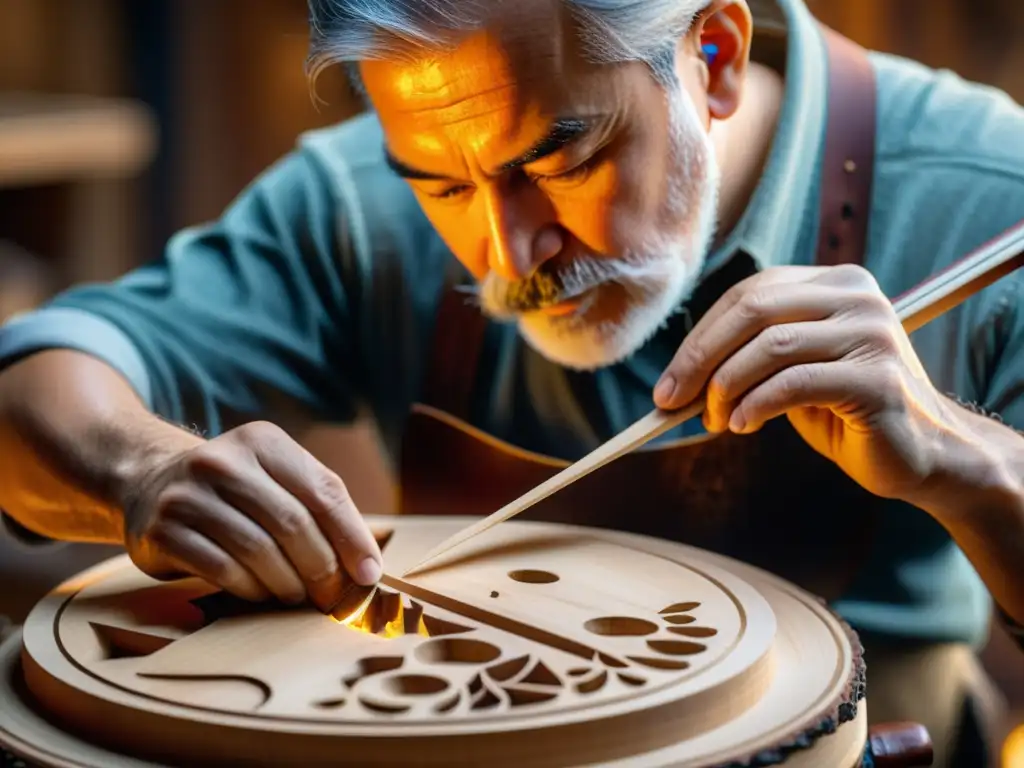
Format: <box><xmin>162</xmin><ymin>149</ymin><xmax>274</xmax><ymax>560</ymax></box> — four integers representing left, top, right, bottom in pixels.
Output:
<box><xmin>479</xmin><ymin>85</ymin><xmax>721</xmax><ymax>371</ymax></box>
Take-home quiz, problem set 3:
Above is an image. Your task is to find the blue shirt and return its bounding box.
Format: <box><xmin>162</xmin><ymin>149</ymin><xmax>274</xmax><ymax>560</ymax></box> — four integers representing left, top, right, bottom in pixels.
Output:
<box><xmin>3</xmin><ymin>0</ymin><xmax>1024</xmax><ymax>647</ymax></box>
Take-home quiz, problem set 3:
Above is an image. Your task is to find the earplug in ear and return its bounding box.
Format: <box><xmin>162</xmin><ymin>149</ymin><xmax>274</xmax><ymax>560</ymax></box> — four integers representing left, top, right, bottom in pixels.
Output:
<box><xmin>701</xmin><ymin>42</ymin><xmax>719</xmax><ymax>67</ymax></box>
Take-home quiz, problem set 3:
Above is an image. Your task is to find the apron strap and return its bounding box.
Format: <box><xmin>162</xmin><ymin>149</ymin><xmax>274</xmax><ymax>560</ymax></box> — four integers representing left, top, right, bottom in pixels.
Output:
<box><xmin>816</xmin><ymin>23</ymin><xmax>877</xmax><ymax>269</ymax></box>
<box><xmin>812</xmin><ymin>24</ymin><xmax>879</xmax><ymax>601</ymax></box>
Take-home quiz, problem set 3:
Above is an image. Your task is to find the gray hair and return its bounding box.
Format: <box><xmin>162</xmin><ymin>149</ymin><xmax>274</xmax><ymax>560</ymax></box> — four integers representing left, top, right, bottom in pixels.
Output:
<box><xmin>306</xmin><ymin>0</ymin><xmax>710</xmax><ymax>98</ymax></box>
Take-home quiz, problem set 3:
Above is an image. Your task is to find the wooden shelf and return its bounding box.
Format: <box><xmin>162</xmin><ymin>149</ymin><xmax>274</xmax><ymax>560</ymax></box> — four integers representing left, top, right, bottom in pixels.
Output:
<box><xmin>0</xmin><ymin>92</ymin><xmax>157</xmax><ymax>189</ymax></box>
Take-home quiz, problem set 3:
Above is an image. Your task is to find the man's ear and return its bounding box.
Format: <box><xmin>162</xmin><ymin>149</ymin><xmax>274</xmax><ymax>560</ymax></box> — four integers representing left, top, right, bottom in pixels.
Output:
<box><xmin>686</xmin><ymin>0</ymin><xmax>754</xmax><ymax>121</ymax></box>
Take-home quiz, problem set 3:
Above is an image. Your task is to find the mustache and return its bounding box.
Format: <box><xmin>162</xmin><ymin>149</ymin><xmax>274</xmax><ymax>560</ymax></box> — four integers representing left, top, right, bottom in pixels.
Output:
<box><xmin>461</xmin><ymin>252</ymin><xmax>672</xmax><ymax>318</ymax></box>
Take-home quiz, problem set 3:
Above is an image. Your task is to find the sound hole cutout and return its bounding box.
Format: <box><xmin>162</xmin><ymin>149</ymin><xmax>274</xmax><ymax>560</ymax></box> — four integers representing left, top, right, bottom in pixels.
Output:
<box><xmin>507</xmin><ymin>569</ymin><xmax>560</xmax><ymax>584</ymax></box>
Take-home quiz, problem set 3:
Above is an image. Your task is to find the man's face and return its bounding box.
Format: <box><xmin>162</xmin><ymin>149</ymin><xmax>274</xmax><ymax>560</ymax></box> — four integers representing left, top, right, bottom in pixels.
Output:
<box><xmin>361</xmin><ymin>2</ymin><xmax>721</xmax><ymax>370</ymax></box>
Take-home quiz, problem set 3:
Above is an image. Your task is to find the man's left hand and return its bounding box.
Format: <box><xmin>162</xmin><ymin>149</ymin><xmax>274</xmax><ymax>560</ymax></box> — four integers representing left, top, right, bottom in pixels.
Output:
<box><xmin>654</xmin><ymin>264</ymin><xmax>958</xmax><ymax>502</ymax></box>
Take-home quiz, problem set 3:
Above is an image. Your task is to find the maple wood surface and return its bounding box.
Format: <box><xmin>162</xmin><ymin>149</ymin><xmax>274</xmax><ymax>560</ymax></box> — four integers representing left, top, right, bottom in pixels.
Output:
<box><xmin>0</xmin><ymin>516</ymin><xmax>873</xmax><ymax>767</ymax></box>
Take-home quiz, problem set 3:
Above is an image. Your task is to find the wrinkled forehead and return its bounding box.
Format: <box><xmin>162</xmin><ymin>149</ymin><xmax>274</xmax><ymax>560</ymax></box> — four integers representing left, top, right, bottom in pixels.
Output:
<box><xmin>359</xmin><ymin>0</ymin><xmax>592</xmax><ymax>128</ymax></box>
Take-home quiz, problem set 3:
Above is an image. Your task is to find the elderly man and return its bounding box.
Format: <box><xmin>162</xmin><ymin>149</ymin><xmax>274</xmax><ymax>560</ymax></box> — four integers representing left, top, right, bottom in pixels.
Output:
<box><xmin>0</xmin><ymin>0</ymin><xmax>1022</xmax><ymax>763</ymax></box>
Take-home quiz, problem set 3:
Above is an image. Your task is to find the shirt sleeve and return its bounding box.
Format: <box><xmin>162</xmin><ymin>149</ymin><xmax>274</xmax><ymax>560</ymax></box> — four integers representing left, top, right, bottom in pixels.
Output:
<box><xmin>979</xmin><ymin>270</ymin><xmax>1024</xmax><ymax>431</ymax></box>
<box><xmin>0</xmin><ymin>141</ymin><xmax>379</xmax><ymax>544</ymax></box>
<box><xmin>0</xmin><ymin>144</ymin><xmax>369</xmax><ymax>437</ymax></box>
<box><xmin>980</xmin><ymin>270</ymin><xmax>1024</xmax><ymax>653</ymax></box>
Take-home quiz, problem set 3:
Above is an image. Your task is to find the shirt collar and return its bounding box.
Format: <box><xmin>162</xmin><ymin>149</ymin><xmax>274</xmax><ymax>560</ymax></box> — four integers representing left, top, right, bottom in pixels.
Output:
<box><xmin>704</xmin><ymin>0</ymin><xmax>829</xmax><ymax>274</ymax></box>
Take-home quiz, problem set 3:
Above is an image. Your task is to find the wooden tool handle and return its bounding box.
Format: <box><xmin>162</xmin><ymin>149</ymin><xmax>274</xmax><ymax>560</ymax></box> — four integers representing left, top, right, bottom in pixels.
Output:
<box><xmin>894</xmin><ymin>218</ymin><xmax>1024</xmax><ymax>333</ymax></box>
<box><xmin>866</xmin><ymin>721</ymin><xmax>934</xmax><ymax>767</ymax></box>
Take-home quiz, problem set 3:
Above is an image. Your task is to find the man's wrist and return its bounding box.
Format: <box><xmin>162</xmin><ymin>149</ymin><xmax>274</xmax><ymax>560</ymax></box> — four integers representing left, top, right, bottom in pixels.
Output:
<box><xmin>103</xmin><ymin>415</ymin><xmax>204</xmax><ymax>512</ymax></box>
<box><xmin>911</xmin><ymin>397</ymin><xmax>1024</xmax><ymax>524</ymax></box>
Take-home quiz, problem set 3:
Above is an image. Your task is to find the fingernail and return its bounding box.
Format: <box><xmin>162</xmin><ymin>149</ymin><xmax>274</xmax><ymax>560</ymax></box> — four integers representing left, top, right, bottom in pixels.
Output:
<box><xmin>729</xmin><ymin>412</ymin><xmax>747</xmax><ymax>433</ymax></box>
<box><xmin>355</xmin><ymin>556</ymin><xmax>382</xmax><ymax>585</ymax></box>
<box><xmin>654</xmin><ymin>374</ymin><xmax>677</xmax><ymax>406</ymax></box>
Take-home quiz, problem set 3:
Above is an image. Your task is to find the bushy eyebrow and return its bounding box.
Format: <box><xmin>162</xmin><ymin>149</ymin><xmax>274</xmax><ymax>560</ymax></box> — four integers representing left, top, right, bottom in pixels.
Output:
<box><xmin>383</xmin><ymin>116</ymin><xmax>593</xmax><ymax>181</ymax></box>
<box><xmin>498</xmin><ymin>117</ymin><xmax>590</xmax><ymax>171</ymax></box>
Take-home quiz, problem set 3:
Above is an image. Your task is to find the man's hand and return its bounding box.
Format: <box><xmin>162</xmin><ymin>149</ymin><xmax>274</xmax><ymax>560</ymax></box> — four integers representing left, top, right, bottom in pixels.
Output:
<box><xmin>120</xmin><ymin>421</ymin><xmax>382</xmax><ymax>613</ymax></box>
<box><xmin>654</xmin><ymin>264</ymin><xmax>957</xmax><ymax>502</ymax></box>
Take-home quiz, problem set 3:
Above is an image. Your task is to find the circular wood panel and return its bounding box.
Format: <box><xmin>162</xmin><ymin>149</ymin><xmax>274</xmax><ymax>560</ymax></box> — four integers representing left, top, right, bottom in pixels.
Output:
<box><xmin>4</xmin><ymin>517</ymin><xmax>866</xmax><ymax>767</ymax></box>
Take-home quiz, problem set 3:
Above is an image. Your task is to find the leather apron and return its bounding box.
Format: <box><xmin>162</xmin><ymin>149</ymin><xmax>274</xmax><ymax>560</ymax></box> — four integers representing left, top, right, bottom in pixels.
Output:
<box><xmin>398</xmin><ymin>26</ymin><xmax>880</xmax><ymax>605</ymax></box>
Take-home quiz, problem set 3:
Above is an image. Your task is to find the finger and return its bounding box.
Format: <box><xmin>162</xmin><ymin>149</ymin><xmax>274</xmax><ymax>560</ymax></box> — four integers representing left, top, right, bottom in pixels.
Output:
<box><xmin>165</xmin><ymin>489</ymin><xmax>308</xmax><ymax>606</ymax></box>
<box><xmin>655</xmin><ymin>282</ymin><xmax>852</xmax><ymax>410</ymax></box>
<box><xmin>148</xmin><ymin>520</ymin><xmax>269</xmax><ymax>603</ymax></box>
<box><xmin>728</xmin><ymin>360</ymin><xmax>889</xmax><ymax>434</ymax></box>
<box><xmin>705</xmin><ymin>318</ymin><xmax>863</xmax><ymax>432</ymax></box>
<box><xmin>680</xmin><ymin>266</ymin><xmax>833</xmax><ymax>345</ymax></box>
<box><xmin>255</xmin><ymin>445</ymin><xmax>383</xmax><ymax>592</ymax></box>
<box><xmin>213</xmin><ymin>469</ymin><xmax>346</xmax><ymax>613</ymax></box>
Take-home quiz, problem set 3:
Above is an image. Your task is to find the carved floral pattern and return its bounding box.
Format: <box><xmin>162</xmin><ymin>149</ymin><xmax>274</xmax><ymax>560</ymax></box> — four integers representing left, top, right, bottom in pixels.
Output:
<box><xmin>85</xmin><ymin>587</ymin><xmax>718</xmax><ymax>720</ymax></box>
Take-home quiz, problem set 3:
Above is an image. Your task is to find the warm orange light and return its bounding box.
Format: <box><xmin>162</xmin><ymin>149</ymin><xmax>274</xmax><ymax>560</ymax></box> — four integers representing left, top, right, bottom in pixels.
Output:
<box><xmin>1004</xmin><ymin>723</ymin><xmax>1024</xmax><ymax>768</ymax></box>
<box><xmin>333</xmin><ymin>589</ymin><xmax>430</xmax><ymax>639</ymax></box>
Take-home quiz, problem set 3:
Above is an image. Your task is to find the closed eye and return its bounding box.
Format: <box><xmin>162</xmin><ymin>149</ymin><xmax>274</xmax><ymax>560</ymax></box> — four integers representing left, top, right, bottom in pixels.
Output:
<box><xmin>423</xmin><ymin>183</ymin><xmax>473</xmax><ymax>201</ymax></box>
<box><xmin>531</xmin><ymin>155</ymin><xmax>598</xmax><ymax>186</ymax></box>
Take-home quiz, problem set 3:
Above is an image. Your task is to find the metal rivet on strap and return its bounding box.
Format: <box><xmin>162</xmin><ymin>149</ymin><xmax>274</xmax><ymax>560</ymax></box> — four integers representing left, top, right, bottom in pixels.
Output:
<box><xmin>843</xmin><ymin>159</ymin><xmax>857</xmax><ymax>173</ymax></box>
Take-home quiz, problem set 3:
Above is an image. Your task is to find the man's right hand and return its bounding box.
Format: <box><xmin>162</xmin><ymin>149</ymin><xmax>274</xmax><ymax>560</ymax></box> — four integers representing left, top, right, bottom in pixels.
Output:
<box><xmin>120</xmin><ymin>420</ymin><xmax>383</xmax><ymax>614</ymax></box>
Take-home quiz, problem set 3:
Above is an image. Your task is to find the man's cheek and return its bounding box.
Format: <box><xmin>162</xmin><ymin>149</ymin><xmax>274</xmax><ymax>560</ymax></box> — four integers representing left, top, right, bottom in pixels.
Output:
<box><xmin>559</xmin><ymin>192</ymin><xmax>635</xmax><ymax>257</ymax></box>
<box><xmin>422</xmin><ymin>215</ymin><xmax>489</xmax><ymax>279</ymax></box>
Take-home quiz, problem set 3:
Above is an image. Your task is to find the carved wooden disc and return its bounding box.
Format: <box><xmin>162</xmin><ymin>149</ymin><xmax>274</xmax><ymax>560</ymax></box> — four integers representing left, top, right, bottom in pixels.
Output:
<box><xmin>5</xmin><ymin>517</ymin><xmax>867</xmax><ymax>767</ymax></box>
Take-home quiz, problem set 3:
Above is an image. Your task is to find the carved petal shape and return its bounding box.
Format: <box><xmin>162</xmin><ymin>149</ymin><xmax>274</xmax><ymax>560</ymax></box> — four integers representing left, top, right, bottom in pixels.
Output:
<box><xmin>659</xmin><ymin>602</ymin><xmax>701</xmax><ymax>615</ymax></box>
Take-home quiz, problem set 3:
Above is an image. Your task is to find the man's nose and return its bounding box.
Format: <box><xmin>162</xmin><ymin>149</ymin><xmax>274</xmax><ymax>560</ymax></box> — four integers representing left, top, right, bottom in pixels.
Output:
<box><xmin>484</xmin><ymin>183</ymin><xmax>563</xmax><ymax>282</ymax></box>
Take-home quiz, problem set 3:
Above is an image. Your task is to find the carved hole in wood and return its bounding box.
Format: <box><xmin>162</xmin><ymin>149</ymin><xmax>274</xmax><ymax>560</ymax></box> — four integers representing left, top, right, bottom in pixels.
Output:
<box><xmin>507</xmin><ymin>569</ymin><xmax>560</xmax><ymax>584</ymax></box>
<box><xmin>520</xmin><ymin>660</ymin><xmax>561</xmax><ymax>687</ymax></box>
<box><xmin>486</xmin><ymin>656</ymin><xmax>529</xmax><ymax>682</ymax></box>
<box><xmin>359</xmin><ymin>697</ymin><xmax>410</xmax><ymax>715</ymax></box>
<box><xmin>90</xmin><ymin>623</ymin><xmax>177</xmax><ymax>659</ymax></box>
<box><xmin>659</xmin><ymin>602</ymin><xmax>700</xmax><ymax>614</ymax></box>
<box><xmin>627</xmin><ymin>656</ymin><xmax>691</xmax><ymax>671</ymax></box>
<box><xmin>598</xmin><ymin>652</ymin><xmax>629</xmax><ymax>669</ymax></box>
<box><xmin>575</xmin><ymin>669</ymin><xmax>608</xmax><ymax>694</ymax></box>
<box><xmin>584</xmin><ymin>617</ymin><xmax>659</xmax><ymax>637</ymax></box>
<box><xmin>617</xmin><ymin>672</ymin><xmax>646</xmax><ymax>687</ymax></box>
<box><xmin>415</xmin><ymin>638</ymin><xmax>502</xmax><ymax>665</ymax></box>
<box><xmin>420</xmin><ymin>614</ymin><xmax>474</xmax><ymax>637</ymax></box>
<box><xmin>667</xmin><ymin>626</ymin><xmax>718</xmax><ymax>638</ymax></box>
<box><xmin>470</xmin><ymin>684</ymin><xmax>502</xmax><ymax>710</ymax></box>
<box><xmin>380</xmin><ymin>674</ymin><xmax>450</xmax><ymax>697</ymax></box>
<box><xmin>506</xmin><ymin>688</ymin><xmax>559</xmax><ymax>707</ymax></box>
<box><xmin>342</xmin><ymin>656</ymin><xmax>404</xmax><ymax>688</ymax></box>
<box><xmin>663</xmin><ymin>614</ymin><xmax>696</xmax><ymax>625</ymax></box>
<box><xmin>314</xmin><ymin>697</ymin><xmax>347</xmax><ymax>709</ymax></box>
<box><xmin>434</xmin><ymin>691</ymin><xmax>461</xmax><ymax>713</ymax></box>
<box><xmin>647</xmin><ymin>640</ymin><xmax>706</xmax><ymax>656</ymax></box>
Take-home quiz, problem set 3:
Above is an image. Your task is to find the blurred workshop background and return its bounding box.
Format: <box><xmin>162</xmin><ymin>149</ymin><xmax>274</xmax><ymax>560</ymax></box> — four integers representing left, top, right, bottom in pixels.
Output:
<box><xmin>1</xmin><ymin>1</ymin><xmax>1022</xmax><ymax>764</ymax></box>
